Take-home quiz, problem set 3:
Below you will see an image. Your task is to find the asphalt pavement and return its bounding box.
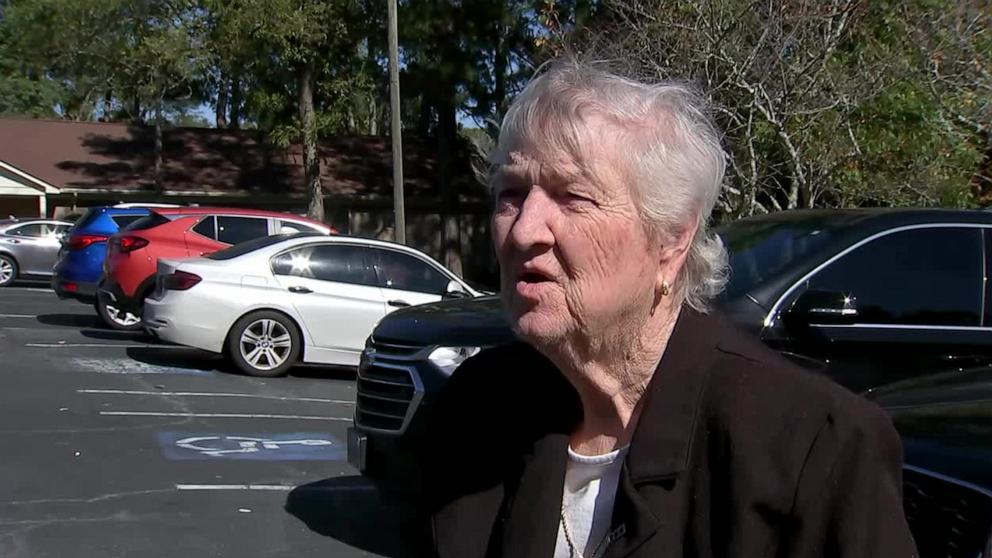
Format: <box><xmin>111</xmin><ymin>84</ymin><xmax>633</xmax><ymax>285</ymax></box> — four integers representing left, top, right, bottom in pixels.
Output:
<box><xmin>0</xmin><ymin>282</ymin><xmax>417</xmax><ymax>558</ymax></box>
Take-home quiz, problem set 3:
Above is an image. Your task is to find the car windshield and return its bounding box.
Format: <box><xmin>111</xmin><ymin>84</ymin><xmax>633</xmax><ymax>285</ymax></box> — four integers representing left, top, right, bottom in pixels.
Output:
<box><xmin>718</xmin><ymin>217</ymin><xmax>837</xmax><ymax>301</ymax></box>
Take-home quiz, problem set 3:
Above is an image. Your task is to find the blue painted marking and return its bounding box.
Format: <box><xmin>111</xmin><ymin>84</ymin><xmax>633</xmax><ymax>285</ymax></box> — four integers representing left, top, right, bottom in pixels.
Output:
<box><xmin>157</xmin><ymin>431</ymin><xmax>345</xmax><ymax>461</ymax></box>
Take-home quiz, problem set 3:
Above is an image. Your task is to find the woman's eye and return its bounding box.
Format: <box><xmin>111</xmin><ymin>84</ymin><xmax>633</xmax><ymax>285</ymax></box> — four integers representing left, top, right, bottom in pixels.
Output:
<box><xmin>495</xmin><ymin>188</ymin><xmax>524</xmax><ymax>209</ymax></box>
<box><xmin>564</xmin><ymin>192</ymin><xmax>595</xmax><ymax>206</ymax></box>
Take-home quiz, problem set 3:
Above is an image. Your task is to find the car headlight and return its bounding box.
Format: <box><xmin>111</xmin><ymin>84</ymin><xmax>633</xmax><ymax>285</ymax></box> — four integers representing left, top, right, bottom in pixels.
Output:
<box><xmin>428</xmin><ymin>346</ymin><xmax>482</xmax><ymax>376</ymax></box>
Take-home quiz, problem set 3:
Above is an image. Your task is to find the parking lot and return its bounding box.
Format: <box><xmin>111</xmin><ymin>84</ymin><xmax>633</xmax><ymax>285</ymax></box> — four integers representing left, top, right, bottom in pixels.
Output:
<box><xmin>0</xmin><ymin>283</ymin><xmax>415</xmax><ymax>558</ymax></box>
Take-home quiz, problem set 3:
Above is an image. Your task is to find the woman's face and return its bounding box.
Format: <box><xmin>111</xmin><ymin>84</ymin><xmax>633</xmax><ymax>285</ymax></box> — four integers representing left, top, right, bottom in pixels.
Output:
<box><xmin>491</xmin><ymin>129</ymin><xmax>665</xmax><ymax>349</ymax></box>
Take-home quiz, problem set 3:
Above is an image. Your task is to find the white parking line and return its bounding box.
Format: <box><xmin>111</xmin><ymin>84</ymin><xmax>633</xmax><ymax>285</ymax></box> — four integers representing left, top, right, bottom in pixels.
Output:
<box><xmin>0</xmin><ymin>314</ymin><xmax>35</xmax><ymax>318</ymax></box>
<box><xmin>27</xmin><ymin>343</ymin><xmax>187</xmax><ymax>349</ymax></box>
<box><xmin>100</xmin><ymin>411</ymin><xmax>351</xmax><ymax>421</ymax></box>
<box><xmin>174</xmin><ymin>483</ymin><xmax>376</xmax><ymax>492</ymax></box>
<box><xmin>0</xmin><ymin>287</ymin><xmax>51</xmax><ymax>293</ymax></box>
<box><xmin>78</xmin><ymin>389</ymin><xmax>353</xmax><ymax>405</ymax></box>
<box><xmin>175</xmin><ymin>484</ymin><xmax>297</xmax><ymax>491</ymax></box>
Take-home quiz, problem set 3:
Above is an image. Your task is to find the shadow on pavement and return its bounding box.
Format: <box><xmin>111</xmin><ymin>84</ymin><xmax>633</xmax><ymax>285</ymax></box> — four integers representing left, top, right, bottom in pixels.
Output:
<box><xmin>36</xmin><ymin>313</ymin><xmax>103</xmax><ymax>328</ymax></box>
<box><xmin>289</xmin><ymin>364</ymin><xmax>358</xmax><ymax>381</ymax></box>
<box><xmin>126</xmin><ymin>346</ymin><xmax>225</xmax><ymax>372</ymax></box>
<box><xmin>80</xmin><ymin>328</ymin><xmax>153</xmax><ymax>342</ymax></box>
<box><xmin>285</xmin><ymin>476</ymin><xmax>425</xmax><ymax>558</ymax></box>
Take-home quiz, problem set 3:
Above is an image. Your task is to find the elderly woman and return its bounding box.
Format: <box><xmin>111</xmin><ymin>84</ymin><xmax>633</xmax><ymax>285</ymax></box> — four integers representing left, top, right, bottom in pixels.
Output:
<box><xmin>422</xmin><ymin>60</ymin><xmax>916</xmax><ymax>558</ymax></box>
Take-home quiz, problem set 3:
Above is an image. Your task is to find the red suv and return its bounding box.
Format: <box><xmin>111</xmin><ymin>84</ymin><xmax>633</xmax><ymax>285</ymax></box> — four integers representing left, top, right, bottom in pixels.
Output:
<box><xmin>97</xmin><ymin>207</ymin><xmax>332</xmax><ymax>330</ymax></box>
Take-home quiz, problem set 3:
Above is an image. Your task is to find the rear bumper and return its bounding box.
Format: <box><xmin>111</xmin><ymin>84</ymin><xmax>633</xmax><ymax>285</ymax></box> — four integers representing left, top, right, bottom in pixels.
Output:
<box><xmin>143</xmin><ymin>294</ymin><xmax>229</xmax><ymax>354</ymax></box>
<box><xmin>52</xmin><ymin>274</ymin><xmax>97</xmax><ymax>303</ymax></box>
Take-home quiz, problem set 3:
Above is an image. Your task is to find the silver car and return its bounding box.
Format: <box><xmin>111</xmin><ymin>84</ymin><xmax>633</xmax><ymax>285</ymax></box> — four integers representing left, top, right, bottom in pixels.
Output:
<box><xmin>0</xmin><ymin>218</ymin><xmax>73</xmax><ymax>287</ymax></box>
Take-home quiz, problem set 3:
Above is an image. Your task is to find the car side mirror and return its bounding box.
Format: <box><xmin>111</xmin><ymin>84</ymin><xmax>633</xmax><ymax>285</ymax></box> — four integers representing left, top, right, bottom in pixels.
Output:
<box><xmin>785</xmin><ymin>289</ymin><xmax>859</xmax><ymax>329</ymax></box>
<box><xmin>444</xmin><ymin>280</ymin><xmax>470</xmax><ymax>299</ymax></box>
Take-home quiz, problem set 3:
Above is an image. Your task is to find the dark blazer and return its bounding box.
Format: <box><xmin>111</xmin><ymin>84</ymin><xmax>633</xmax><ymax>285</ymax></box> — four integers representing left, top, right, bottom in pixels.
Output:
<box><xmin>422</xmin><ymin>308</ymin><xmax>918</xmax><ymax>558</ymax></box>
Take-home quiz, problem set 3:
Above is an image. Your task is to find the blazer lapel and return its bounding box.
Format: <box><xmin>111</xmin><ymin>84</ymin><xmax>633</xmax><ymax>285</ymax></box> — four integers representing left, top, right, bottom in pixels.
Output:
<box><xmin>434</xmin><ymin>481</ymin><xmax>506</xmax><ymax>558</ymax></box>
<box><xmin>605</xmin><ymin>308</ymin><xmax>718</xmax><ymax>557</ymax></box>
<box><xmin>500</xmin><ymin>431</ymin><xmax>570</xmax><ymax>558</ymax></box>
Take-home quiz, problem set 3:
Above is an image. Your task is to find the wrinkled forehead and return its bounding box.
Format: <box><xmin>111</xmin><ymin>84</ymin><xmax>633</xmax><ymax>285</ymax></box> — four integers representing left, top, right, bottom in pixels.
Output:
<box><xmin>489</xmin><ymin>113</ymin><xmax>628</xmax><ymax>189</ymax></box>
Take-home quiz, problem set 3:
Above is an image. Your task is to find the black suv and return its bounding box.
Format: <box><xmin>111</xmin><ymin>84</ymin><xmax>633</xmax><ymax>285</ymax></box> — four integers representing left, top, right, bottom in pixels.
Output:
<box><xmin>349</xmin><ymin>209</ymin><xmax>992</xmax><ymax>479</ymax></box>
<box><xmin>866</xmin><ymin>369</ymin><xmax>992</xmax><ymax>557</ymax></box>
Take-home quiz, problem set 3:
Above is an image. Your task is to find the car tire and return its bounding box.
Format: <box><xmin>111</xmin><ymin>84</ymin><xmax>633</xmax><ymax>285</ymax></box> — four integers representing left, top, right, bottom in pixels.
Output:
<box><xmin>0</xmin><ymin>255</ymin><xmax>17</xmax><ymax>287</ymax></box>
<box><xmin>227</xmin><ymin>311</ymin><xmax>301</xmax><ymax>377</ymax></box>
<box><xmin>95</xmin><ymin>291</ymin><xmax>143</xmax><ymax>331</ymax></box>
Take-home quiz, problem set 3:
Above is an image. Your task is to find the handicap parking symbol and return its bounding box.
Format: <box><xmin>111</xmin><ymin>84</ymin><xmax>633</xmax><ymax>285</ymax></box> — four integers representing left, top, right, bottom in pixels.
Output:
<box><xmin>157</xmin><ymin>431</ymin><xmax>345</xmax><ymax>461</ymax></box>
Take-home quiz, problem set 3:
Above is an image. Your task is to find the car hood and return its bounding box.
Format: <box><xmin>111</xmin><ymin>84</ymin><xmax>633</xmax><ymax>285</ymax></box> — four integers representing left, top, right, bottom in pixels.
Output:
<box><xmin>867</xmin><ymin>368</ymin><xmax>992</xmax><ymax>491</ymax></box>
<box><xmin>372</xmin><ymin>295</ymin><xmax>516</xmax><ymax>348</ymax></box>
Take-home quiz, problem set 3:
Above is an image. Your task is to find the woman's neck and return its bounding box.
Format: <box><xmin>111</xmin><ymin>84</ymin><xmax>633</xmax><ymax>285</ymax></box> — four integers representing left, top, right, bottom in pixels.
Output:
<box><xmin>560</xmin><ymin>303</ymin><xmax>682</xmax><ymax>456</ymax></box>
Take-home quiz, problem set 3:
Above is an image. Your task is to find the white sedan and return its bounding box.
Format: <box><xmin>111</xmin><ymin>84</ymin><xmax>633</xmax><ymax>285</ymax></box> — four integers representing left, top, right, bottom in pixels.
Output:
<box><xmin>143</xmin><ymin>233</ymin><xmax>481</xmax><ymax>376</ymax></box>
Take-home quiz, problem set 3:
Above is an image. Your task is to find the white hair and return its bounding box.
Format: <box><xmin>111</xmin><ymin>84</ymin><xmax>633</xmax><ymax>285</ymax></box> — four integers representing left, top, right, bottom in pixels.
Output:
<box><xmin>490</xmin><ymin>59</ymin><xmax>729</xmax><ymax>313</ymax></box>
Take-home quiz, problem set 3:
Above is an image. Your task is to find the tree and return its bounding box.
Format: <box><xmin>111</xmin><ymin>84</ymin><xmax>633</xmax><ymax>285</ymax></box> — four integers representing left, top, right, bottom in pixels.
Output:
<box><xmin>219</xmin><ymin>0</ymin><xmax>362</xmax><ymax>222</ymax></box>
<box><xmin>903</xmin><ymin>0</ymin><xmax>992</xmax><ymax>204</ymax></box>
<box><xmin>557</xmin><ymin>0</ymin><xmax>987</xmax><ymax>214</ymax></box>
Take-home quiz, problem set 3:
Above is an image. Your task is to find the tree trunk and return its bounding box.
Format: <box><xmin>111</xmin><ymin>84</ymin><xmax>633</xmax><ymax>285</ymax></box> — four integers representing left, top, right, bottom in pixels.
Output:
<box><xmin>299</xmin><ymin>63</ymin><xmax>324</xmax><ymax>222</ymax></box>
<box><xmin>972</xmin><ymin>130</ymin><xmax>992</xmax><ymax>206</ymax></box>
<box><xmin>101</xmin><ymin>90</ymin><xmax>112</xmax><ymax>122</ymax></box>
<box><xmin>131</xmin><ymin>96</ymin><xmax>141</xmax><ymax>123</ymax></box>
<box><xmin>438</xmin><ymin>90</ymin><xmax>462</xmax><ymax>276</ymax></box>
<box><xmin>154</xmin><ymin>101</ymin><xmax>164</xmax><ymax>194</ymax></box>
<box><xmin>216</xmin><ymin>73</ymin><xmax>229</xmax><ymax>128</ymax></box>
<box><xmin>229</xmin><ymin>75</ymin><xmax>242</xmax><ymax>129</ymax></box>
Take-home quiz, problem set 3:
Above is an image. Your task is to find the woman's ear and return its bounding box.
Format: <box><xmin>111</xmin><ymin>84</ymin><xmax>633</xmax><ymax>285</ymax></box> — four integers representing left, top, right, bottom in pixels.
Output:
<box><xmin>655</xmin><ymin>220</ymin><xmax>698</xmax><ymax>293</ymax></box>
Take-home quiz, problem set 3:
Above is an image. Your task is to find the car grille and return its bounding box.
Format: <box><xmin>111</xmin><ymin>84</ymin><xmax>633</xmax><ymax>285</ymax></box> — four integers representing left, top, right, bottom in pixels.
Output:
<box><xmin>355</xmin><ymin>356</ymin><xmax>419</xmax><ymax>432</ymax></box>
<box><xmin>903</xmin><ymin>467</ymin><xmax>992</xmax><ymax>558</ymax></box>
<box><xmin>369</xmin><ymin>340</ymin><xmax>422</xmax><ymax>358</ymax></box>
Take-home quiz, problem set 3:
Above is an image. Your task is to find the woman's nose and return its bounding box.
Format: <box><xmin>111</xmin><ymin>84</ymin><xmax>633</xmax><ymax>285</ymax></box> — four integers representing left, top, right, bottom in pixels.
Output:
<box><xmin>508</xmin><ymin>188</ymin><xmax>555</xmax><ymax>251</ymax></box>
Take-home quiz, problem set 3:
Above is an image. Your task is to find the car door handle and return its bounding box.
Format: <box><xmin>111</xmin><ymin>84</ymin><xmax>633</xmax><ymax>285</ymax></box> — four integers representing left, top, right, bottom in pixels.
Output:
<box><xmin>5</xmin><ymin>239</ymin><xmax>19</xmax><ymax>244</ymax></box>
<box><xmin>288</xmin><ymin>286</ymin><xmax>313</xmax><ymax>294</ymax></box>
<box><xmin>387</xmin><ymin>299</ymin><xmax>410</xmax><ymax>308</ymax></box>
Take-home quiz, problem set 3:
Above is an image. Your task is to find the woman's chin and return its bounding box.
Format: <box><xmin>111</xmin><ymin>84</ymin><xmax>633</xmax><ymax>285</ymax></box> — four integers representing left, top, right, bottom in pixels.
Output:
<box><xmin>509</xmin><ymin>308</ymin><xmax>567</xmax><ymax>346</ymax></box>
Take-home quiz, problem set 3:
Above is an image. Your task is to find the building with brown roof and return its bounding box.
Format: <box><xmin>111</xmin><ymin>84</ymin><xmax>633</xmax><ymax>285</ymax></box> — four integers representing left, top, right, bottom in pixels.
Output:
<box><xmin>0</xmin><ymin>117</ymin><xmax>496</xmax><ymax>283</ymax></box>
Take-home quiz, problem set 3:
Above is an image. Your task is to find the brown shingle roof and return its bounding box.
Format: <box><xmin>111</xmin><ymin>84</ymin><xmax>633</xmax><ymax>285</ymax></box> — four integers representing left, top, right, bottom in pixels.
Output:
<box><xmin>0</xmin><ymin>118</ymin><xmax>482</xmax><ymax>200</ymax></box>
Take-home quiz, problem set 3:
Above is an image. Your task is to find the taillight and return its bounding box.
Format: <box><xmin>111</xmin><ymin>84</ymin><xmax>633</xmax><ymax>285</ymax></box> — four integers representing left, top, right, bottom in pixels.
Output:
<box><xmin>118</xmin><ymin>236</ymin><xmax>149</xmax><ymax>253</ymax></box>
<box><xmin>163</xmin><ymin>270</ymin><xmax>201</xmax><ymax>291</ymax></box>
<box><xmin>67</xmin><ymin>234</ymin><xmax>108</xmax><ymax>250</ymax></box>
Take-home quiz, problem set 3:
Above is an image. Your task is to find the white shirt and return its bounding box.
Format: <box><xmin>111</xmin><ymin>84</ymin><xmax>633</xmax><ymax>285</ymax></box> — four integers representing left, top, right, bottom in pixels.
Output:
<box><xmin>554</xmin><ymin>445</ymin><xmax>629</xmax><ymax>558</ymax></box>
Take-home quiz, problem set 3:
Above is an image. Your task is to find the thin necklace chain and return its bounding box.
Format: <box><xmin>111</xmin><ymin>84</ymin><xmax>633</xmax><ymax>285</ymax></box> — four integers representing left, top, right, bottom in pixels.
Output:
<box><xmin>560</xmin><ymin>503</ymin><xmax>610</xmax><ymax>558</ymax></box>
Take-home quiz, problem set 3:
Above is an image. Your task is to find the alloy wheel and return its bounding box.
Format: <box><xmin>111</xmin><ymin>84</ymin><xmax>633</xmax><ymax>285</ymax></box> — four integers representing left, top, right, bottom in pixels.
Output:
<box><xmin>105</xmin><ymin>303</ymin><xmax>141</xmax><ymax>327</ymax></box>
<box><xmin>0</xmin><ymin>259</ymin><xmax>13</xmax><ymax>285</ymax></box>
<box><xmin>239</xmin><ymin>319</ymin><xmax>293</xmax><ymax>371</ymax></box>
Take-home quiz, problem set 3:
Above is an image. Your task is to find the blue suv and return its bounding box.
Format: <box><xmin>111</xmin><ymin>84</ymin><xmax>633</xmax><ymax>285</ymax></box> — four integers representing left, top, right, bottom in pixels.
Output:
<box><xmin>53</xmin><ymin>205</ymin><xmax>166</xmax><ymax>304</ymax></box>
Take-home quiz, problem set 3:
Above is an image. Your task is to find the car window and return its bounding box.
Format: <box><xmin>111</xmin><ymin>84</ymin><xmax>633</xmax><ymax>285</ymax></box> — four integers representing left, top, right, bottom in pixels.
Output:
<box><xmin>278</xmin><ymin>220</ymin><xmax>322</xmax><ymax>234</ymax></box>
<box><xmin>806</xmin><ymin>227</ymin><xmax>983</xmax><ymax>326</ymax></box>
<box><xmin>111</xmin><ymin>215</ymin><xmax>144</xmax><ymax>229</ymax></box>
<box><xmin>192</xmin><ymin>216</ymin><xmax>217</xmax><ymax>240</ymax></box>
<box><xmin>45</xmin><ymin>224</ymin><xmax>70</xmax><ymax>237</ymax></box>
<box><xmin>216</xmin><ymin>216</ymin><xmax>268</xmax><ymax>245</ymax></box>
<box><xmin>5</xmin><ymin>224</ymin><xmax>44</xmax><ymax>237</ymax></box>
<box><xmin>718</xmin><ymin>219</ymin><xmax>835</xmax><ymax>301</ymax></box>
<box><xmin>272</xmin><ymin>244</ymin><xmax>376</xmax><ymax>286</ymax></box>
<box><xmin>372</xmin><ymin>248</ymin><xmax>450</xmax><ymax>294</ymax></box>
<box><xmin>125</xmin><ymin>212</ymin><xmax>171</xmax><ymax>231</ymax></box>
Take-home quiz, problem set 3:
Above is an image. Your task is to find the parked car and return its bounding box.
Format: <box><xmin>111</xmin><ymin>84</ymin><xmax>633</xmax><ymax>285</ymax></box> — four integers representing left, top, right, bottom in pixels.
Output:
<box><xmin>866</xmin><ymin>369</ymin><xmax>992</xmax><ymax>558</ymax></box>
<box><xmin>52</xmin><ymin>205</ymin><xmax>159</xmax><ymax>304</ymax></box>
<box><xmin>97</xmin><ymin>207</ymin><xmax>332</xmax><ymax>330</ymax></box>
<box><xmin>143</xmin><ymin>233</ymin><xmax>481</xmax><ymax>376</ymax></box>
<box><xmin>348</xmin><ymin>208</ymin><xmax>992</xmax><ymax>480</ymax></box>
<box><xmin>0</xmin><ymin>218</ymin><xmax>72</xmax><ymax>287</ymax></box>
